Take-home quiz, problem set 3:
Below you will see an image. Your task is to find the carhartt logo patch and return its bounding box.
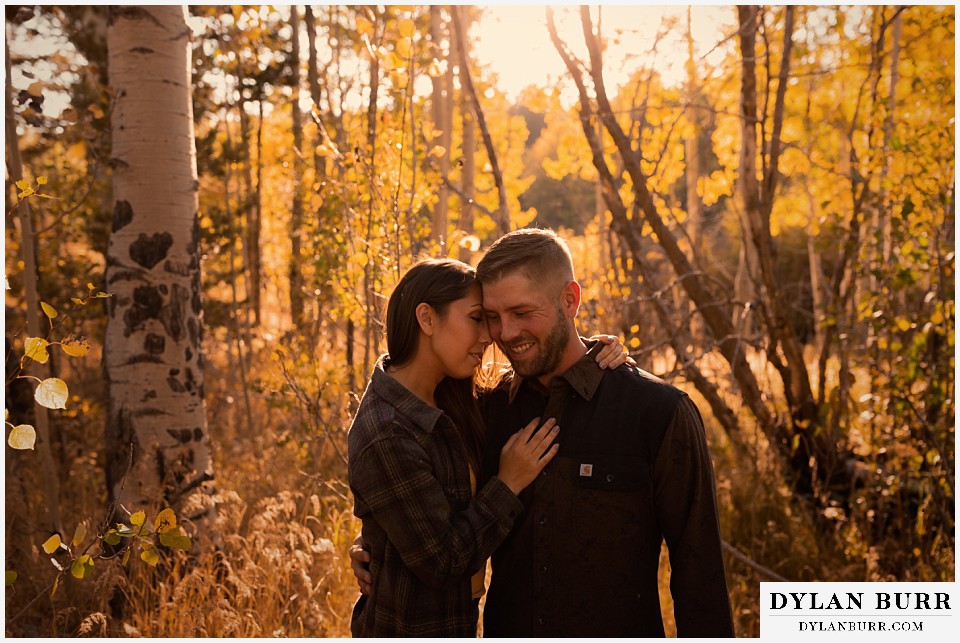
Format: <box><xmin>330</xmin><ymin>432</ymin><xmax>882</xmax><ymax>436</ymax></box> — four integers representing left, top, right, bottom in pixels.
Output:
<box><xmin>579</xmin><ymin>463</ymin><xmax>593</xmax><ymax>477</ymax></box>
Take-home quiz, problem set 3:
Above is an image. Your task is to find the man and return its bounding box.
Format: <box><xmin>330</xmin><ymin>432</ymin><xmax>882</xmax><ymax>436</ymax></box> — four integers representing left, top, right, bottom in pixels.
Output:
<box><xmin>352</xmin><ymin>228</ymin><xmax>734</xmax><ymax>637</ymax></box>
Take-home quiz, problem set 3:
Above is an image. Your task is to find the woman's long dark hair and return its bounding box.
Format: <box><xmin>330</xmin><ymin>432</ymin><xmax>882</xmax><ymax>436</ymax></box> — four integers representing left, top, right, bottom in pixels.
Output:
<box><xmin>385</xmin><ymin>258</ymin><xmax>485</xmax><ymax>475</ymax></box>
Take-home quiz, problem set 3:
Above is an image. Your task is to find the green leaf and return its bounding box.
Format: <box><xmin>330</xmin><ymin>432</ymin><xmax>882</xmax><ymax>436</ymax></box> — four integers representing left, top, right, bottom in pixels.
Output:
<box><xmin>40</xmin><ymin>301</ymin><xmax>58</xmax><ymax>319</ymax></box>
<box><xmin>104</xmin><ymin>529</ymin><xmax>121</xmax><ymax>546</ymax></box>
<box><xmin>42</xmin><ymin>534</ymin><xmax>62</xmax><ymax>555</ymax></box>
<box><xmin>35</xmin><ymin>378</ymin><xmax>68</xmax><ymax>410</ymax></box>
<box><xmin>159</xmin><ymin>526</ymin><xmax>191</xmax><ymax>551</ymax></box>
<box><xmin>24</xmin><ymin>337</ymin><xmax>50</xmax><ymax>364</ymax></box>
<box><xmin>71</xmin><ymin>554</ymin><xmax>94</xmax><ymax>579</ymax></box>
<box><xmin>6</xmin><ymin>571</ymin><xmax>17</xmax><ymax>586</ymax></box>
<box><xmin>8</xmin><ymin>424</ymin><xmax>36</xmax><ymax>450</ymax></box>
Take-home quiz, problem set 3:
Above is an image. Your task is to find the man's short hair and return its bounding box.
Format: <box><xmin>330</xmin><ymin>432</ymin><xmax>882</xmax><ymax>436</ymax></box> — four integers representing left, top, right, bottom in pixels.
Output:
<box><xmin>476</xmin><ymin>228</ymin><xmax>575</xmax><ymax>289</ymax></box>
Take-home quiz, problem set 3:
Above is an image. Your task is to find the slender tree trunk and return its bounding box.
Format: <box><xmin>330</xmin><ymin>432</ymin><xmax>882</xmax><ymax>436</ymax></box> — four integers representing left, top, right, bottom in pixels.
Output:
<box><xmin>5</xmin><ymin>37</ymin><xmax>62</xmax><ymax>534</ymax></box>
<box><xmin>429</xmin><ymin>6</ymin><xmax>450</xmax><ymax>247</ymax></box>
<box><xmin>363</xmin><ymin>9</ymin><xmax>382</xmax><ymax>371</ymax></box>
<box><xmin>223</xmin><ymin>108</ymin><xmax>255</xmax><ymax>440</ymax></box>
<box><xmin>684</xmin><ymin>7</ymin><xmax>704</xmax><ymax>343</ymax></box>
<box><xmin>254</xmin><ymin>98</ymin><xmax>264</xmax><ymax>325</ymax></box>
<box><xmin>455</xmin><ymin>14</ymin><xmax>477</xmax><ymax>262</ymax></box>
<box><xmin>104</xmin><ymin>6</ymin><xmax>215</xmax><ymax>521</ymax></box>
<box><xmin>451</xmin><ymin>5</ymin><xmax>509</xmax><ymax>235</ymax></box>
<box><xmin>304</xmin><ymin>5</ymin><xmax>326</xmax><ymax>185</ymax></box>
<box><xmin>288</xmin><ymin>7</ymin><xmax>305</xmax><ymax>333</ymax></box>
<box><xmin>239</xmin><ymin>100</ymin><xmax>260</xmax><ymax>326</ymax></box>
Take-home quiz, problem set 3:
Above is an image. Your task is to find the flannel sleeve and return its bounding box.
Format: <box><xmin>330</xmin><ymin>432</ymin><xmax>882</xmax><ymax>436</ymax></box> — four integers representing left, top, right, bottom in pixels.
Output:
<box><xmin>351</xmin><ymin>430</ymin><xmax>523</xmax><ymax>590</ymax></box>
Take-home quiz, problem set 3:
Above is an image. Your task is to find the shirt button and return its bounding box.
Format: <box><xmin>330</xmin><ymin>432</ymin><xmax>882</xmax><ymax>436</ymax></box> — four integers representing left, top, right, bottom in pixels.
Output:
<box><xmin>606</xmin><ymin>473</ymin><xmax>615</xmax><ymax>482</ymax></box>
<box><xmin>540</xmin><ymin>565</ymin><xmax>548</xmax><ymax>574</ymax></box>
<box><xmin>538</xmin><ymin>617</ymin><xmax>545</xmax><ymax>626</ymax></box>
<box><xmin>538</xmin><ymin>515</ymin><xmax>547</xmax><ymax>525</ymax></box>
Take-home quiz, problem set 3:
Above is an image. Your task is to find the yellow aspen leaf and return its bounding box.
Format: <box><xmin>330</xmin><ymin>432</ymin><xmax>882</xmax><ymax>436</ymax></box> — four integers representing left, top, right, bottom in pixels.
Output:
<box><xmin>8</xmin><ymin>424</ymin><xmax>36</xmax><ymax>450</ymax></box>
<box><xmin>395</xmin><ymin>38</ymin><xmax>411</xmax><ymax>60</ymax></box>
<box><xmin>6</xmin><ymin>571</ymin><xmax>17</xmax><ymax>586</ymax></box>
<box><xmin>59</xmin><ymin>337</ymin><xmax>90</xmax><ymax>357</ymax></box>
<box><xmin>40</xmin><ymin>301</ymin><xmax>57</xmax><ymax>319</ymax></box>
<box><xmin>350</xmin><ymin>252</ymin><xmax>369</xmax><ymax>267</ymax></box>
<box><xmin>51</xmin><ymin>575</ymin><xmax>60</xmax><ymax>597</ymax></box>
<box><xmin>36</xmin><ymin>176</ymin><xmax>47</xmax><ymax>185</ymax></box>
<box><xmin>895</xmin><ymin>318</ymin><xmax>912</xmax><ymax>332</ymax></box>
<box><xmin>140</xmin><ymin>548</ymin><xmax>159</xmax><ymax>567</ymax></box>
<box><xmin>71</xmin><ymin>298</ymin><xmax>84</xmax><ymax>305</ymax></box>
<box><xmin>18</xmin><ymin>187</ymin><xmax>34</xmax><ymax>199</ymax></box>
<box><xmin>154</xmin><ymin>508</ymin><xmax>177</xmax><ymax>534</ymax></box>
<box><xmin>629</xmin><ymin>337</ymin><xmax>641</xmax><ymax>349</ymax></box>
<box><xmin>87</xmin><ymin>282</ymin><xmax>96</xmax><ymax>291</ymax></box>
<box><xmin>42</xmin><ymin>534</ymin><xmax>62</xmax><ymax>555</ymax></box>
<box><xmin>629</xmin><ymin>324</ymin><xmax>640</xmax><ymax>333</ymax></box>
<box><xmin>397</xmin><ymin>18</ymin><xmax>415</xmax><ymax>38</ymax></box>
<box><xmin>393</xmin><ymin>70</ymin><xmax>409</xmax><ymax>89</ymax></box>
<box><xmin>15</xmin><ymin>180</ymin><xmax>29</xmax><ymax>190</ymax></box>
<box><xmin>429</xmin><ymin>145</ymin><xmax>446</xmax><ymax>158</ymax></box>
<box><xmin>24</xmin><ymin>337</ymin><xmax>50</xmax><ymax>364</ymax></box>
<box><xmin>35</xmin><ymin>377</ymin><xmax>68</xmax><ymax>410</ymax></box>
<box><xmin>72</xmin><ymin>522</ymin><xmax>87</xmax><ymax>547</ymax></box>
<box><xmin>355</xmin><ymin>15</ymin><xmax>373</xmax><ymax>36</ymax></box>
<box><xmin>121</xmin><ymin>549</ymin><xmax>131</xmax><ymax>566</ymax></box>
<box><xmin>87</xmin><ymin>104</ymin><xmax>104</xmax><ymax>119</ymax></box>
<box><xmin>130</xmin><ymin>511</ymin><xmax>146</xmax><ymax>528</ymax></box>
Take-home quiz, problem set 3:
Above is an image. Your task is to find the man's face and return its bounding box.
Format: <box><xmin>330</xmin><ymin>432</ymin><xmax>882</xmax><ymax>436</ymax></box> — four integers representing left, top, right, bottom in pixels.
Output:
<box><xmin>481</xmin><ymin>272</ymin><xmax>570</xmax><ymax>379</ymax></box>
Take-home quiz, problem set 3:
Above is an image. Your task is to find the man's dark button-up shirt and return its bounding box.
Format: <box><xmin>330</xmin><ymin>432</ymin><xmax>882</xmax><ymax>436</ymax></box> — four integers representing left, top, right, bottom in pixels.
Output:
<box><xmin>349</xmin><ymin>357</ymin><xmax>523</xmax><ymax>637</ymax></box>
<box><xmin>480</xmin><ymin>342</ymin><xmax>734</xmax><ymax>637</ymax></box>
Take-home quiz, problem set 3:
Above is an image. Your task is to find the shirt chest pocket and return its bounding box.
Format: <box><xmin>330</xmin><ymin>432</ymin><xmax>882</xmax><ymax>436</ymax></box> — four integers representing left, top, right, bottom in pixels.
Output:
<box><xmin>571</xmin><ymin>455</ymin><xmax>652</xmax><ymax>547</ymax></box>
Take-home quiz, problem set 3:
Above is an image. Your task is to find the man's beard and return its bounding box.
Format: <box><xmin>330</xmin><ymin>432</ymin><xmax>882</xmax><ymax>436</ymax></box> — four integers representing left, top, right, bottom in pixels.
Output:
<box><xmin>505</xmin><ymin>308</ymin><xmax>570</xmax><ymax>379</ymax></box>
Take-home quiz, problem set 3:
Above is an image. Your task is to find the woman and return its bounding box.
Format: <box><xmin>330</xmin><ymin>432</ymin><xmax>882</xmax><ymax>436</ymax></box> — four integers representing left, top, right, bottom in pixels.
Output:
<box><xmin>347</xmin><ymin>258</ymin><xmax>627</xmax><ymax>637</ymax></box>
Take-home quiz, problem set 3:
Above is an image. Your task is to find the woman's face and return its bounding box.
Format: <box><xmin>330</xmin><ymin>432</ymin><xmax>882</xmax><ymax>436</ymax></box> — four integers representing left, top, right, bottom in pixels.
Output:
<box><xmin>429</xmin><ymin>283</ymin><xmax>491</xmax><ymax>379</ymax></box>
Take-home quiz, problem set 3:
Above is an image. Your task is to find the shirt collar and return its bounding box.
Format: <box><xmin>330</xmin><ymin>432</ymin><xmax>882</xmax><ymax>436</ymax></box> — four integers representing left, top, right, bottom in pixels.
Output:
<box><xmin>507</xmin><ymin>339</ymin><xmax>606</xmax><ymax>403</ymax></box>
<box><xmin>371</xmin><ymin>354</ymin><xmax>445</xmax><ymax>433</ymax></box>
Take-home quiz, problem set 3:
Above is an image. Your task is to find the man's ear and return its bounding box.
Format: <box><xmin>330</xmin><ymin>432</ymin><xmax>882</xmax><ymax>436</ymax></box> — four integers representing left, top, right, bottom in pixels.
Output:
<box><xmin>415</xmin><ymin>302</ymin><xmax>436</xmax><ymax>336</ymax></box>
<box><xmin>560</xmin><ymin>280</ymin><xmax>581</xmax><ymax>318</ymax></box>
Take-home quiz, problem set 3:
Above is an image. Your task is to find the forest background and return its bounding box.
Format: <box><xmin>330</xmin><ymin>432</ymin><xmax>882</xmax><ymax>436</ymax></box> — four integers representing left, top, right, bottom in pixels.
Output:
<box><xmin>3</xmin><ymin>4</ymin><xmax>955</xmax><ymax>638</ymax></box>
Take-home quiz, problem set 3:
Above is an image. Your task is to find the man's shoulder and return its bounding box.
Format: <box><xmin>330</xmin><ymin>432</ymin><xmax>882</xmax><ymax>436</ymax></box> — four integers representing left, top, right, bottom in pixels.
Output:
<box><xmin>605</xmin><ymin>363</ymin><xmax>685</xmax><ymax>401</ymax></box>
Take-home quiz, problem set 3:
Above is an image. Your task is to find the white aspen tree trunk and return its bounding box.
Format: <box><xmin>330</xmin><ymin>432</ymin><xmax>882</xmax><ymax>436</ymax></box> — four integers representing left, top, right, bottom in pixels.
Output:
<box><xmin>104</xmin><ymin>6</ymin><xmax>215</xmax><ymax>523</ymax></box>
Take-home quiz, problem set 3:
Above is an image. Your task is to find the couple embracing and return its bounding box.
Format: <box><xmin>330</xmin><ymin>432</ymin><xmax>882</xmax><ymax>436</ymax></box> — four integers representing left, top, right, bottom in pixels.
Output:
<box><xmin>347</xmin><ymin>228</ymin><xmax>735</xmax><ymax>638</ymax></box>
